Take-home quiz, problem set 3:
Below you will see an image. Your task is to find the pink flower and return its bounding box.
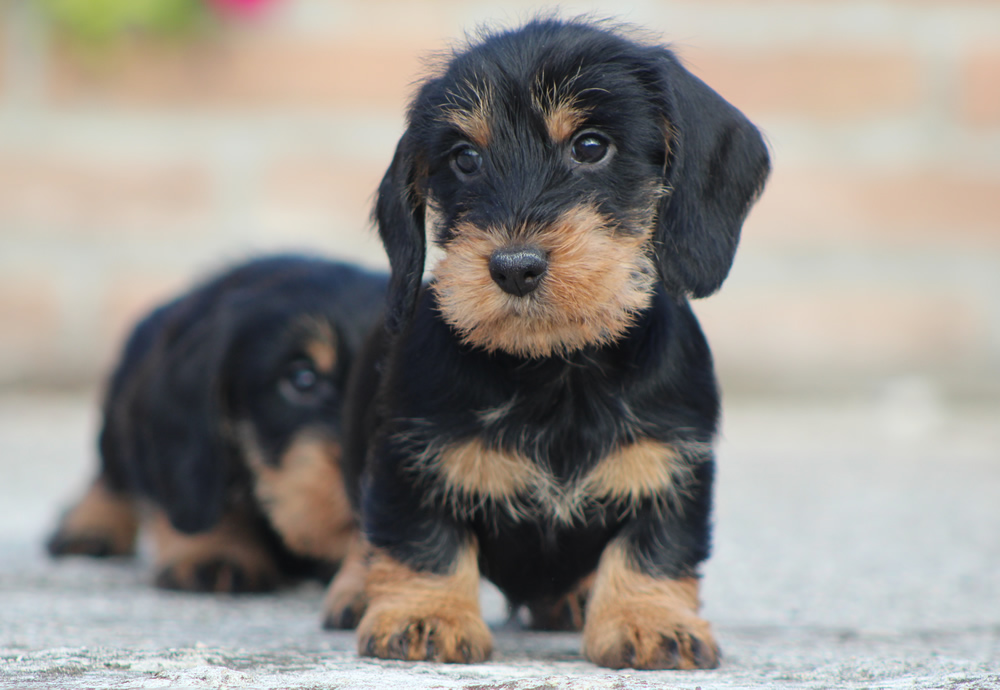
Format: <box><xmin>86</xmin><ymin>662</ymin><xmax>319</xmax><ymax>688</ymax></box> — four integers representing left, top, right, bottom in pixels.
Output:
<box><xmin>206</xmin><ymin>0</ymin><xmax>277</xmax><ymax>18</ymax></box>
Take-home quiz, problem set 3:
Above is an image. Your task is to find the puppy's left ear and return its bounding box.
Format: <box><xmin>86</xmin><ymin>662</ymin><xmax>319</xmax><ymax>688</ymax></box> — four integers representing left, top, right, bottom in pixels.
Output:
<box><xmin>651</xmin><ymin>50</ymin><xmax>771</xmax><ymax>298</ymax></box>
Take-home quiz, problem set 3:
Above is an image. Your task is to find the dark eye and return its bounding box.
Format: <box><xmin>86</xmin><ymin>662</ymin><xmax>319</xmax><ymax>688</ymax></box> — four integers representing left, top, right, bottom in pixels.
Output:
<box><xmin>287</xmin><ymin>360</ymin><xmax>318</xmax><ymax>393</ymax></box>
<box><xmin>450</xmin><ymin>144</ymin><xmax>483</xmax><ymax>177</ymax></box>
<box><xmin>279</xmin><ymin>359</ymin><xmax>330</xmax><ymax>405</ymax></box>
<box><xmin>570</xmin><ymin>131</ymin><xmax>612</xmax><ymax>165</ymax></box>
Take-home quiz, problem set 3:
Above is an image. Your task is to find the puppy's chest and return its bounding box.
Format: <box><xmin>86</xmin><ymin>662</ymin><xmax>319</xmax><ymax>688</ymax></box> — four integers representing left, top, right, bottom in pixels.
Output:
<box><xmin>407</xmin><ymin>424</ymin><xmax>685</xmax><ymax>525</ymax></box>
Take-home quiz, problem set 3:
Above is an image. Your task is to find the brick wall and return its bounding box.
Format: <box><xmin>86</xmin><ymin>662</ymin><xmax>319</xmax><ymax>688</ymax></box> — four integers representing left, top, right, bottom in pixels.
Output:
<box><xmin>1</xmin><ymin>0</ymin><xmax>999</xmax><ymax>399</ymax></box>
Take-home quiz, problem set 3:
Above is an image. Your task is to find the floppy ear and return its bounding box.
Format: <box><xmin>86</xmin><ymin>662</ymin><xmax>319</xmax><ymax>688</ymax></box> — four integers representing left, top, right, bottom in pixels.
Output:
<box><xmin>652</xmin><ymin>50</ymin><xmax>771</xmax><ymax>298</ymax></box>
<box><xmin>96</xmin><ymin>304</ymin><xmax>171</xmax><ymax>495</ymax></box>
<box><xmin>112</xmin><ymin>305</ymin><xmax>234</xmax><ymax>534</ymax></box>
<box><xmin>374</xmin><ymin>131</ymin><xmax>427</xmax><ymax>334</ymax></box>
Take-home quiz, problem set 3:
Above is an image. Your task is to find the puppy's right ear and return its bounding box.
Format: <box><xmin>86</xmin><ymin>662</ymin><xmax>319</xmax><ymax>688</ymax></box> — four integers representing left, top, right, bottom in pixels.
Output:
<box><xmin>97</xmin><ymin>307</ymin><xmax>171</xmax><ymax>496</ymax></box>
<box><xmin>374</xmin><ymin>131</ymin><xmax>427</xmax><ymax>334</ymax></box>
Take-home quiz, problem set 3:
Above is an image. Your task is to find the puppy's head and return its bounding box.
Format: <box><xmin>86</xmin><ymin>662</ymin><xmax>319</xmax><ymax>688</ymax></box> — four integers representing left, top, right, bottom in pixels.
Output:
<box><xmin>376</xmin><ymin>18</ymin><xmax>770</xmax><ymax>357</ymax></box>
<box><xmin>102</xmin><ymin>257</ymin><xmax>386</xmax><ymax>533</ymax></box>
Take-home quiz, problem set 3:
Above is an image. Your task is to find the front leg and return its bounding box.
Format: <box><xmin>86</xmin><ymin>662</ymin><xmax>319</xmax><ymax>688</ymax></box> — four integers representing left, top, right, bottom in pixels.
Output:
<box><xmin>148</xmin><ymin>509</ymin><xmax>281</xmax><ymax>593</ymax></box>
<box><xmin>583</xmin><ymin>459</ymin><xmax>719</xmax><ymax>670</ymax></box>
<box><xmin>47</xmin><ymin>475</ymin><xmax>139</xmax><ymax>558</ymax></box>
<box><xmin>350</xmin><ymin>424</ymin><xmax>494</xmax><ymax>663</ymax></box>
<box><xmin>357</xmin><ymin>537</ymin><xmax>492</xmax><ymax>663</ymax></box>
<box><xmin>583</xmin><ymin>539</ymin><xmax>718</xmax><ymax>669</ymax></box>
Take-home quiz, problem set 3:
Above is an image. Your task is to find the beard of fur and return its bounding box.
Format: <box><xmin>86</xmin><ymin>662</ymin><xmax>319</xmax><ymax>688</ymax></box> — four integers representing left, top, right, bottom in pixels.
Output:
<box><xmin>430</xmin><ymin>205</ymin><xmax>656</xmax><ymax>358</ymax></box>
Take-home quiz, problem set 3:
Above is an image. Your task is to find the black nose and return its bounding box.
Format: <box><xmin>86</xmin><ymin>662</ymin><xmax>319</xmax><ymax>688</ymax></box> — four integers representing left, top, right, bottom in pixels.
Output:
<box><xmin>488</xmin><ymin>247</ymin><xmax>548</xmax><ymax>297</ymax></box>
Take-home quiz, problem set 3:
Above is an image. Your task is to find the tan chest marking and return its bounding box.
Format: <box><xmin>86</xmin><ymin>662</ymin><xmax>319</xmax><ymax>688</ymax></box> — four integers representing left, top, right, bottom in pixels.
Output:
<box><xmin>435</xmin><ymin>437</ymin><xmax>547</xmax><ymax>505</ymax></box>
<box><xmin>578</xmin><ymin>438</ymin><xmax>683</xmax><ymax>506</ymax></box>
<box><xmin>425</xmin><ymin>436</ymin><xmax>683</xmax><ymax>524</ymax></box>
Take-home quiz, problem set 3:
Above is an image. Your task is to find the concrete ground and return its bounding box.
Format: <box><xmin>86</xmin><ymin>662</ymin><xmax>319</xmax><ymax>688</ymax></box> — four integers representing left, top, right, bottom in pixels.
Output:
<box><xmin>1</xmin><ymin>390</ymin><xmax>998</xmax><ymax>689</ymax></box>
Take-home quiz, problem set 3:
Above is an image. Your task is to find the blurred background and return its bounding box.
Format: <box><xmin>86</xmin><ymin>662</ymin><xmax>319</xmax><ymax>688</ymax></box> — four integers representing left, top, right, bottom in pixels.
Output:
<box><xmin>1</xmin><ymin>0</ymin><xmax>998</xmax><ymax>404</ymax></box>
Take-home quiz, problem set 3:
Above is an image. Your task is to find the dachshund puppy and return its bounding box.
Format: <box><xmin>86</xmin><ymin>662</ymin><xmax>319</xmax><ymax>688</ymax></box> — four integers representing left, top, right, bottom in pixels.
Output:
<box><xmin>324</xmin><ymin>18</ymin><xmax>770</xmax><ymax>669</ymax></box>
<box><xmin>48</xmin><ymin>255</ymin><xmax>387</xmax><ymax>593</ymax></box>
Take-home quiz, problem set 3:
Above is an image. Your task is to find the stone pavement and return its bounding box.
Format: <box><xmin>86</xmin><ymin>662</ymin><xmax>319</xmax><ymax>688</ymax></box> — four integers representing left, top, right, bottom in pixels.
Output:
<box><xmin>1</xmin><ymin>391</ymin><xmax>998</xmax><ymax>689</ymax></box>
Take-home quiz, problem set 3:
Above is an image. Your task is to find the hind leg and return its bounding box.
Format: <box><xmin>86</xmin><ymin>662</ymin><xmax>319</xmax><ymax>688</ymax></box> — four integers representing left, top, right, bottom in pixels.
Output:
<box><xmin>47</xmin><ymin>475</ymin><xmax>139</xmax><ymax>558</ymax></box>
<box><xmin>526</xmin><ymin>572</ymin><xmax>595</xmax><ymax>631</ymax></box>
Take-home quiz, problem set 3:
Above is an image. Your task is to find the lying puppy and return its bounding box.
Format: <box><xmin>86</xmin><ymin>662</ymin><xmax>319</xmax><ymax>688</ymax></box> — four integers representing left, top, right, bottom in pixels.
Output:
<box><xmin>48</xmin><ymin>255</ymin><xmax>387</xmax><ymax>593</ymax></box>
<box><xmin>324</xmin><ymin>18</ymin><xmax>770</xmax><ymax>669</ymax></box>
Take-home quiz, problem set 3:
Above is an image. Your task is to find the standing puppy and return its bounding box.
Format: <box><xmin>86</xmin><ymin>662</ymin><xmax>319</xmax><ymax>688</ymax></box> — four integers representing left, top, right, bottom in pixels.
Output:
<box><xmin>326</xmin><ymin>19</ymin><xmax>769</xmax><ymax>669</ymax></box>
<box><xmin>48</xmin><ymin>255</ymin><xmax>387</xmax><ymax>593</ymax></box>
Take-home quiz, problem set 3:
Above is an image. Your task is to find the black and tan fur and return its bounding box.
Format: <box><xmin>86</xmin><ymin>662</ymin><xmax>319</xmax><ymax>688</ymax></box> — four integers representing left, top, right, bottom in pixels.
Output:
<box><xmin>48</xmin><ymin>255</ymin><xmax>387</xmax><ymax>593</ymax></box>
<box><xmin>324</xmin><ymin>18</ymin><xmax>770</xmax><ymax>669</ymax></box>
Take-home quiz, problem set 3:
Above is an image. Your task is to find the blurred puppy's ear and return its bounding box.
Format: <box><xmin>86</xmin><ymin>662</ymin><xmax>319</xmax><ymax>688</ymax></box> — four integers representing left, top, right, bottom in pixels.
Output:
<box><xmin>651</xmin><ymin>50</ymin><xmax>770</xmax><ymax>298</ymax></box>
<box><xmin>107</xmin><ymin>307</ymin><xmax>234</xmax><ymax>535</ymax></box>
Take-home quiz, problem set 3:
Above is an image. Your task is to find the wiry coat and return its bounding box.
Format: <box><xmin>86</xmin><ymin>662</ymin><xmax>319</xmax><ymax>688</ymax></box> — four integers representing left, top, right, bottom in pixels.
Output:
<box><xmin>328</xmin><ymin>18</ymin><xmax>770</xmax><ymax>670</ymax></box>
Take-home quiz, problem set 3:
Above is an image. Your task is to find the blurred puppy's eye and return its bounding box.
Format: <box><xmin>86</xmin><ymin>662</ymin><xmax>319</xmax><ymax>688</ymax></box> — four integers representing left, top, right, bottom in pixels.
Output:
<box><xmin>279</xmin><ymin>358</ymin><xmax>328</xmax><ymax>405</ymax></box>
<box><xmin>570</xmin><ymin>131</ymin><xmax>612</xmax><ymax>165</ymax></box>
<box><xmin>450</xmin><ymin>144</ymin><xmax>483</xmax><ymax>178</ymax></box>
<box><xmin>288</xmin><ymin>360</ymin><xmax>318</xmax><ymax>392</ymax></box>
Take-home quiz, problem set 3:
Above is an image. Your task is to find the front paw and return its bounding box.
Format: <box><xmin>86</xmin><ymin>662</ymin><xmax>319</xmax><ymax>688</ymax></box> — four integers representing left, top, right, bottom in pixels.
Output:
<box><xmin>321</xmin><ymin>533</ymin><xmax>370</xmax><ymax>629</ymax></box>
<box><xmin>584</xmin><ymin>541</ymin><xmax>719</xmax><ymax>670</ymax></box>
<box><xmin>357</xmin><ymin>605</ymin><xmax>492</xmax><ymax>663</ymax></box>
<box><xmin>155</xmin><ymin>556</ymin><xmax>280</xmax><ymax>593</ymax></box>
<box><xmin>148</xmin><ymin>510</ymin><xmax>280</xmax><ymax>593</ymax></box>
<box><xmin>321</xmin><ymin>567</ymin><xmax>368</xmax><ymax>629</ymax></box>
<box><xmin>355</xmin><ymin>545</ymin><xmax>492</xmax><ymax>662</ymax></box>
<box><xmin>583</xmin><ymin>614</ymin><xmax>719</xmax><ymax>670</ymax></box>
